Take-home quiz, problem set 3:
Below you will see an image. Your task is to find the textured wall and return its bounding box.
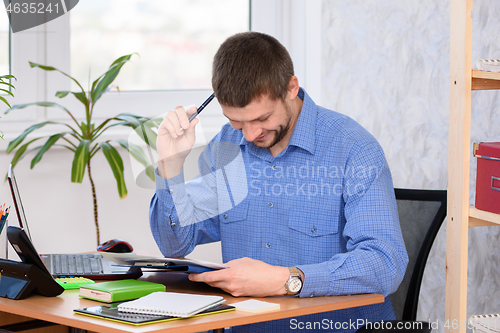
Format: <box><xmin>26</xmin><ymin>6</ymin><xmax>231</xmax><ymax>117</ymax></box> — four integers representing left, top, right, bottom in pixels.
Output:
<box><xmin>321</xmin><ymin>0</ymin><xmax>500</xmax><ymax>332</ymax></box>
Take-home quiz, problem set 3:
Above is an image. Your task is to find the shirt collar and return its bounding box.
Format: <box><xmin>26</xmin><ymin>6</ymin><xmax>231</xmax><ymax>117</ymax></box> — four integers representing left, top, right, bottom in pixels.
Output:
<box><xmin>239</xmin><ymin>87</ymin><xmax>317</xmax><ymax>155</ymax></box>
<box><xmin>287</xmin><ymin>88</ymin><xmax>317</xmax><ymax>155</ymax></box>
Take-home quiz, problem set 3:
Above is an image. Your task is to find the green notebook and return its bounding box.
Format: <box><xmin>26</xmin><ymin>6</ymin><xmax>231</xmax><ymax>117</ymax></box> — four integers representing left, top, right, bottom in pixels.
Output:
<box><xmin>79</xmin><ymin>279</ymin><xmax>165</xmax><ymax>303</ymax></box>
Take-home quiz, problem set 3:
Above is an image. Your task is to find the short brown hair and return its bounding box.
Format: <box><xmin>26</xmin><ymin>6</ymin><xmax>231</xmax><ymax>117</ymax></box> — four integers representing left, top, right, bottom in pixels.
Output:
<box><xmin>212</xmin><ymin>32</ymin><xmax>294</xmax><ymax>107</ymax></box>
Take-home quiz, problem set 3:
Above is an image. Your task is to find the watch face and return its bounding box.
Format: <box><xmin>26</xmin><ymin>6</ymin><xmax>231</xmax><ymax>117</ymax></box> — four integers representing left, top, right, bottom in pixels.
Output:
<box><xmin>288</xmin><ymin>278</ymin><xmax>302</xmax><ymax>293</ymax></box>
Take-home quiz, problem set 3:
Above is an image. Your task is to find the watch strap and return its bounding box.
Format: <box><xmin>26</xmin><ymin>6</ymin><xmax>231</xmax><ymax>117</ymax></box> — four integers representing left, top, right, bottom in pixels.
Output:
<box><xmin>285</xmin><ymin>267</ymin><xmax>303</xmax><ymax>296</ymax></box>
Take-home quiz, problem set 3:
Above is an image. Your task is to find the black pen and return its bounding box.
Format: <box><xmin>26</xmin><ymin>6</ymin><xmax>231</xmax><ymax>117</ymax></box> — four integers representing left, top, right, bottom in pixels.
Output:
<box><xmin>179</xmin><ymin>93</ymin><xmax>216</xmax><ymax>132</ymax></box>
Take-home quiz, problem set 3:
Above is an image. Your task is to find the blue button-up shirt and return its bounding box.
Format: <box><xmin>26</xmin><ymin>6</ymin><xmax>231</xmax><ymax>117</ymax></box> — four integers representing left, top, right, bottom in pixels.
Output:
<box><xmin>150</xmin><ymin>88</ymin><xmax>408</xmax><ymax>333</ymax></box>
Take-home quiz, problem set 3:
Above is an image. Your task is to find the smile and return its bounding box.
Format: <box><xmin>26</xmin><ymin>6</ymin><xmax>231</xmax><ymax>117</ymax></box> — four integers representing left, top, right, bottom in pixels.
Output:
<box><xmin>255</xmin><ymin>132</ymin><xmax>271</xmax><ymax>141</ymax></box>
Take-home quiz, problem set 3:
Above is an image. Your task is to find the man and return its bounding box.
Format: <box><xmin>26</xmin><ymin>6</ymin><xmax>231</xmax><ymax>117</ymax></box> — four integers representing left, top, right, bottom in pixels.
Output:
<box><xmin>150</xmin><ymin>31</ymin><xmax>408</xmax><ymax>332</ymax></box>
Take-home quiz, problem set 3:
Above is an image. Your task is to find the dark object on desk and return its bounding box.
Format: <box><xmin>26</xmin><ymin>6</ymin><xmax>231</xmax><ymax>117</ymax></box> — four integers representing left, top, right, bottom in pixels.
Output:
<box><xmin>97</xmin><ymin>239</ymin><xmax>134</xmax><ymax>253</ymax></box>
<box><xmin>356</xmin><ymin>188</ymin><xmax>446</xmax><ymax>333</ymax></box>
<box><xmin>74</xmin><ymin>302</ymin><xmax>235</xmax><ymax>326</ymax></box>
<box><xmin>100</xmin><ymin>252</ymin><xmax>228</xmax><ymax>273</ymax></box>
<box><xmin>0</xmin><ymin>226</ymin><xmax>64</xmax><ymax>300</ymax></box>
<box><xmin>474</xmin><ymin>142</ymin><xmax>500</xmax><ymax>214</ymax></box>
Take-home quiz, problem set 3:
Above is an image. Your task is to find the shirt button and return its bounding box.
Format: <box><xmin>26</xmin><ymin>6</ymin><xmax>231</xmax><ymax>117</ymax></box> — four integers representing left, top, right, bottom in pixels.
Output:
<box><xmin>268</xmin><ymin>202</ymin><xmax>273</xmax><ymax>208</ymax></box>
<box><xmin>224</xmin><ymin>214</ymin><xmax>228</xmax><ymax>219</ymax></box>
<box><xmin>310</xmin><ymin>293</ymin><xmax>314</xmax><ymax>298</ymax></box>
<box><xmin>272</xmin><ymin>165</ymin><xmax>277</xmax><ymax>170</ymax></box>
<box><xmin>266</xmin><ymin>243</ymin><xmax>271</xmax><ymax>248</ymax></box>
<box><xmin>170</xmin><ymin>222</ymin><xmax>176</xmax><ymax>227</ymax></box>
<box><xmin>311</xmin><ymin>227</ymin><xmax>316</xmax><ymax>233</ymax></box>
<box><xmin>169</xmin><ymin>189</ymin><xmax>174</xmax><ymax>194</ymax></box>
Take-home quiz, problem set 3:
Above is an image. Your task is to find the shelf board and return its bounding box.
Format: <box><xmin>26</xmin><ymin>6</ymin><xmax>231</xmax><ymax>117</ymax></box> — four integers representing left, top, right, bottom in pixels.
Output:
<box><xmin>469</xmin><ymin>206</ymin><xmax>500</xmax><ymax>227</ymax></box>
<box><xmin>472</xmin><ymin>70</ymin><xmax>500</xmax><ymax>90</ymax></box>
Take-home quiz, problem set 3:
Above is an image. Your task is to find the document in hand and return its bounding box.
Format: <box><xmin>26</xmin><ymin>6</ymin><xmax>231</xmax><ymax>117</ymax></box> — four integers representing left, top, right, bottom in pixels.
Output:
<box><xmin>100</xmin><ymin>253</ymin><xmax>228</xmax><ymax>273</ymax></box>
<box><xmin>117</xmin><ymin>292</ymin><xmax>226</xmax><ymax>318</ymax></box>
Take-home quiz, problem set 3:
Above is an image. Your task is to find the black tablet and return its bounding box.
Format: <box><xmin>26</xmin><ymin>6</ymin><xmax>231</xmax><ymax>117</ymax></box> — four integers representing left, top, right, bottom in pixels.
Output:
<box><xmin>74</xmin><ymin>302</ymin><xmax>235</xmax><ymax>325</ymax></box>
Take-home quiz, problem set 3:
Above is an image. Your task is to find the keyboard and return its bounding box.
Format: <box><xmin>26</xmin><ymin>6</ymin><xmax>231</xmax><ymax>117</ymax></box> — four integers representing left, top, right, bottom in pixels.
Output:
<box><xmin>52</xmin><ymin>254</ymin><xmax>103</xmax><ymax>276</ymax></box>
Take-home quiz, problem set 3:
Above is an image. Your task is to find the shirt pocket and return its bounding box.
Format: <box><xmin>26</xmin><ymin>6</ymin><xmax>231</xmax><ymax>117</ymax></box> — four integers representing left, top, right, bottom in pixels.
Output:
<box><xmin>219</xmin><ymin>201</ymin><xmax>249</xmax><ymax>223</ymax></box>
<box><xmin>288</xmin><ymin>211</ymin><xmax>340</xmax><ymax>237</ymax></box>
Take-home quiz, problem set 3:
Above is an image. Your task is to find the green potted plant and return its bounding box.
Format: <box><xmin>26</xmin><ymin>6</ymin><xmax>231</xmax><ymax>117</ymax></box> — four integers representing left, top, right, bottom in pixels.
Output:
<box><xmin>4</xmin><ymin>55</ymin><xmax>157</xmax><ymax>245</ymax></box>
<box><xmin>0</xmin><ymin>74</ymin><xmax>16</xmax><ymax>139</ymax></box>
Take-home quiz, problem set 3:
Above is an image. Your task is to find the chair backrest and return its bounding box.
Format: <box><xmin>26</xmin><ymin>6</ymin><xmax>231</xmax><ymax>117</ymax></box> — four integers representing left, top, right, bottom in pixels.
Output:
<box><xmin>389</xmin><ymin>188</ymin><xmax>447</xmax><ymax>321</ymax></box>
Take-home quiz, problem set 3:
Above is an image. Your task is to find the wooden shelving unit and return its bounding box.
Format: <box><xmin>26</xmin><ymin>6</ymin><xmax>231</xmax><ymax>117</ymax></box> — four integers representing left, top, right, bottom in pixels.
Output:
<box><xmin>472</xmin><ymin>70</ymin><xmax>500</xmax><ymax>90</ymax></box>
<box><xmin>469</xmin><ymin>206</ymin><xmax>500</xmax><ymax>227</ymax></box>
<box><xmin>445</xmin><ymin>0</ymin><xmax>500</xmax><ymax>332</ymax></box>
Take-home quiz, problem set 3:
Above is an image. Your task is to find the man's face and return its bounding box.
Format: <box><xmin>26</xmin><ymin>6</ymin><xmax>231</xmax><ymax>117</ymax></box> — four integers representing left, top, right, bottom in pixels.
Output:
<box><xmin>222</xmin><ymin>95</ymin><xmax>293</xmax><ymax>149</ymax></box>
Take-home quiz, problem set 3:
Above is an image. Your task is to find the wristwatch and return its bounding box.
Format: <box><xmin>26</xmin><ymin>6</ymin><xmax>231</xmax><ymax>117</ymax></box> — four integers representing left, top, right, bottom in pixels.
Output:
<box><xmin>285</xmin><ymin>267</ymin><xmax>303</xmax><ymax>296</ymax></box>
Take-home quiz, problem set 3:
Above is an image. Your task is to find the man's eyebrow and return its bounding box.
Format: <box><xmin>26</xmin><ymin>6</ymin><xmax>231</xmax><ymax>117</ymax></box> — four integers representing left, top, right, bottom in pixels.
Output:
<box><xmin>256</xmin><ymin>112</ymin><xmax>272</xmax><ymax>120</ymax></box>
<box><xmin>224</xmin><ymin>111</ymin><xmax>273</xmax><ymax>122</ymax></box>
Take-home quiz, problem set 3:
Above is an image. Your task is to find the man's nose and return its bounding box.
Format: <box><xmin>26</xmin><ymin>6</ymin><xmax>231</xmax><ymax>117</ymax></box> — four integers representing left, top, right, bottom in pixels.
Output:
<box><xmin>242</xmin><ymin>122</ymin><xmax>262</xmax><ymax>142</ymax></box>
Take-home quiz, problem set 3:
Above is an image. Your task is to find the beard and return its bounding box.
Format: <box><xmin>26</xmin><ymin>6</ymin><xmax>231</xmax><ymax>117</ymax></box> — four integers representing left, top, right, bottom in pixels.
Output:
<box><xmin>253</xmin><ymin>102</ymin><xmax>292</xmax><ymax>149</ymax></box>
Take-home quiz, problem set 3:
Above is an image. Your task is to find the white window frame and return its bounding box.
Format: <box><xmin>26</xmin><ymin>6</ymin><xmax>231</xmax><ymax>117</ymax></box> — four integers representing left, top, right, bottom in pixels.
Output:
<box><xmin>2</xmin><ymin>0</ymin><xmax>321</xmax><ymax>147</ymax></box>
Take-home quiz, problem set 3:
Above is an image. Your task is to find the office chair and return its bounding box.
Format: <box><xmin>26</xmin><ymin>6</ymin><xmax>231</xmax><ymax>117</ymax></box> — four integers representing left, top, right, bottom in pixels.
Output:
<box><xmin>356</xmin><ymin>188</ymin><xmax>447</xmax><ymax>333</ymax></box>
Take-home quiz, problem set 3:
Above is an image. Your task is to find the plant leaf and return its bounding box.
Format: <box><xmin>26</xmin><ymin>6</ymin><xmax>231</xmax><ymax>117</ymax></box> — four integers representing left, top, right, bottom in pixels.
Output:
<box><xmin>115</xmin><ymin>139</ymin><xmax>155</xmax><ymax>181</ymax></box>
<box><xmin>55</xmin><ymin>91</ymin><xmax>70</xmax><ymax>98</ymax></box>
<box><xmin>55</xmin><ymin>90</ymin><xmax>88</xmax><ymax>105</ymax></box>
<box><xmin>0</xmin><ymin>74</ymin><xmax>16</xmax><ymax>80</ymax></box>
<box><xmin>30</xmin><ymin>133</ymin><xmax>66</xmax><ymax>169</ymax></box>
<box><xmin>134</xmin><ymin>124</ymin><xmax>157</xmax><ymax>151</ymax></box>
<box><xmin>29</xmin><ymin>62</ymin><xmax>57</xmax><ymax>71</ymax></box>
<box><xmin>72</xmin><ymin>92</ymin><xmax>88</xmax><ymax>105</ymax></box>
<box><xmin>99</xmin><ymin>142</ymin><xmax>127</xmax><ymax>198</ymax></box>
<box><xmin>0</xmin><ymin>96</ymin><xmax>11</xmax><ymax>108</ymax></box>
<box><xmin>10</xmin><ymin>138</ymin><xmax>43</xmax><ymax>168</ymax></box>
<box><xmin>113</xmin><ymin>114</ymin><xmax>157</xmax><ymax>150</ymax></box>
<box><xmin>5</xmin><ymin>101</ymin><xmax>71</xmax><ymax>115</ymax></box>
<box><xmin>114</xmin><ymin>114</ymin><xmax>144</xmax><ymax>128</ymax></box>
<box><xmin>71</xmin><ymin>140</ymin><xmax>91</xmax><ymax>183</ymax></box>
<box><xmin>0</xmin><ymin>88</ymin><xmax>14</xmax><ymax>97</ymax></box>
<box><xmin>91</xmin><ymin>54</ymin><xmax>135</xmax><ymax>104</ymax></box>
<box><xmin>151</xmin><ymin>116</ymin><xmax>163</xmax><ymax>126</ymax></box>
<box><xmin>5</xmin><ymin>101</ymin><xmax>80</xmax><ymax>130</ymax></box>
<box><xmin>0</xmin><ymin>81</ymin><xmax>15</xmax><ymax>89</ymax></box>
<box><xmin>30</xmin><ymin>62</ymin><xmax>87</xmax><ymax>98</ymax></box>
<box><xmin>6</xmin><ymin>121</ymin><xmax>57</xmax><ymax>153</ymax></box>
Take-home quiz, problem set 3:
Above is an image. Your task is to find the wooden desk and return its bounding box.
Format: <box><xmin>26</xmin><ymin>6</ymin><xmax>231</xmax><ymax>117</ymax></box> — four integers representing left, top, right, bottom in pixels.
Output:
<box><xmin>0</xmin><ymin>272</ymin><xmax>384</xmax><ymax>333</ymax></box>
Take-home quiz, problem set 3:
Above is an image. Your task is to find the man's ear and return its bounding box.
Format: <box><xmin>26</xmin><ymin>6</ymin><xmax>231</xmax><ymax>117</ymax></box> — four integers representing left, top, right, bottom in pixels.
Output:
<box><xmin>288</xmin><ymin>76</ymin><xmax>300</xmax><ymax>100</ymax></box>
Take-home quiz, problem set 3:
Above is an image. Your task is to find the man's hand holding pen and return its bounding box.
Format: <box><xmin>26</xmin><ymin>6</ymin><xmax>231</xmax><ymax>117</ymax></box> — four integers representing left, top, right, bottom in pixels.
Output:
<box><xmin>157</xmin><ymin>105</ymin><xmax>200</xmax><ymax>179</ymax></box>
<box><xmin>157</xmin><ymin>94</ymin><xmax>215</xmax><ymax>179</ymax></box>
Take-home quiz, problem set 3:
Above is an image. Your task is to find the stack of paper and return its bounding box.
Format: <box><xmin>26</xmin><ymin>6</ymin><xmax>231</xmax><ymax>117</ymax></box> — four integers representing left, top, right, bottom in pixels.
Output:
<box><xmin>230</xmin><ymin>299</ymin><xmax>280</xmax><ymax>313</ymax></box>
<box><xmin>476</xmin><ymin>59</ymin><xmax>500</xmax><ymax>72</ymax></box>
<box><xmin>470</xmin><ymin>314</ymin><xmax>500</xmax><ymax>333</ymax></box>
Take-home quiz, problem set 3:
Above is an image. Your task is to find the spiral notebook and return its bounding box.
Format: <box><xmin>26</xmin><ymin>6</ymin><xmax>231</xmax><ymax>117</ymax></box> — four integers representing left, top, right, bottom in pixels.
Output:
<box><xmin>469</xmin><ymin>314</ymin><xmax>500</xmax><ymax>333</ymax></box>
<box><xmin>117</xmin><ymin>292</ymin><xmax>226</xmax><ymax>318</ymax></box>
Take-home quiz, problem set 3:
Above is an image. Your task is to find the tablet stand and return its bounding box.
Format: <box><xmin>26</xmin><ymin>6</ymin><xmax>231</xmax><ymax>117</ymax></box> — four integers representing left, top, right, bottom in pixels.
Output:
<box><xmin>0</xmin><ymin>259</ymin><xmax>64</xmax><ymax>300</ymax></box>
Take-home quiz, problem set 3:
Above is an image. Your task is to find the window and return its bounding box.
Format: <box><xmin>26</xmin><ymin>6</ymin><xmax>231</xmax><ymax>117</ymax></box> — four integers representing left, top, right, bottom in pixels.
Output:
<box><xmin>70</xmin><ymin>0</ymin><xmax>250</xmax><ymax>91</ymax></box>
<box><xmin>0</xmin><ymin>10</ymin><xmax>9</xmax><ymax>75</ymax></box>
<box><xmin>3</xmin><ymin>0</ymin><xmax>321</xmax><ymax>142</ymax></box>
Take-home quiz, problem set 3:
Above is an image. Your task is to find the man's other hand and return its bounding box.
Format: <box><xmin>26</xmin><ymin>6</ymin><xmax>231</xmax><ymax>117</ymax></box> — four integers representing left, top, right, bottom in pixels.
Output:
<box><xmin>188</xmin><ymin>257</ymin><xmax>290</xmax><ymax>297</ymax></box>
